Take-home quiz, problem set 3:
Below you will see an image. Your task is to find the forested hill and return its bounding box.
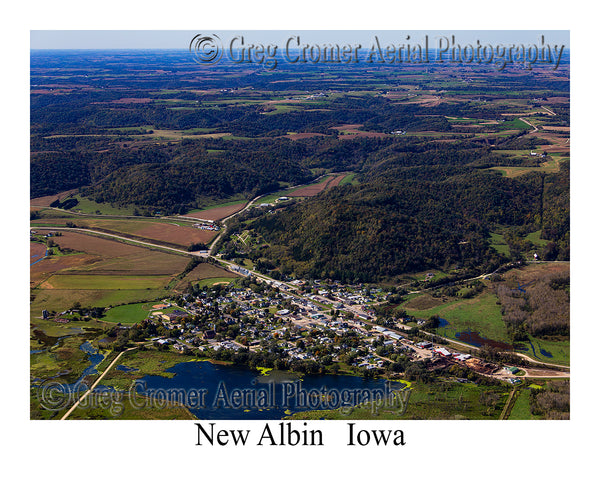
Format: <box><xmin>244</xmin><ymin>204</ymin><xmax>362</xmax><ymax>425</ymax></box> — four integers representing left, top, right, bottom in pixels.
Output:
<box><xmin>249</xmin><ymin>163</ymin><xmax>566</xmax><ymax>282</ymax></box>
<box><xmin>84</xmin><ymin>146</ymin><xmax>313</xmax><ymax>211</ymax></box>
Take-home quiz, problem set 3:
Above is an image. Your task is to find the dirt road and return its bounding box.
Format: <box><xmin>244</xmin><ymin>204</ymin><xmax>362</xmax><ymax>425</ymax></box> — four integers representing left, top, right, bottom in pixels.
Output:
<box><xmin>61</xmin><ymin>347</ymin><xmax>136</xmax><ymax>420</ymax></box>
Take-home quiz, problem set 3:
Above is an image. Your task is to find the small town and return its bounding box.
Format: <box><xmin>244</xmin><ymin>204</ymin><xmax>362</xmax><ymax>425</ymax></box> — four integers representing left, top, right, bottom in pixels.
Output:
<box><xmin>96</xmin><ymin>271</ymin><xmax>525</xmax><ymax>385</ymax></box>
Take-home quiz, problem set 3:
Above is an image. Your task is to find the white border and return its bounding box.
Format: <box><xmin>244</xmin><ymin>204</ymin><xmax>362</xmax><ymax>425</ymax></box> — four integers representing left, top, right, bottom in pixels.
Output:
<box><xmin>6</xmin><ymin>1</ymin><xmax>595</xmax><ymax>478</ymax></box>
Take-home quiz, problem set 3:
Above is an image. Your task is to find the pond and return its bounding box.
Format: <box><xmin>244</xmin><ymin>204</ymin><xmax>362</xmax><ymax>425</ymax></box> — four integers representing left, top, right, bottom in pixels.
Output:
<box><xmin>134</xmin><ymin>361</ymin><xmax>409</xmax><ymax>420</ymax></box>
<box><xmin>455</xmin><ymin>329</ymin><xmax>513</xmax><ymax>350</ymax></box>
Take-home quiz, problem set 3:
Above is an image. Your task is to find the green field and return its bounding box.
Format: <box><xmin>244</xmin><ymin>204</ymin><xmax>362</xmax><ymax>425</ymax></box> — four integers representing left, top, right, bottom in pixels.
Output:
<box><xmin>490</xmin><ymin>232</ymin><xmax>510</xmax><ymax>256</ymax></box>
<box><xmin>70</xmin><ymin>195</ymin><xmax>138</xmax><ymax>215</ymax></box>
<box><xmin>101</xmin><ymin>302</ymin><xmax>158</xmax><ymax>325</ymax></box>
<box><xmin>402</xmin><ymin>288</ymin><xmax>569</xmax><ymax>364</ymax></box>
<box><xmin>525</xmin><ymin>230</ymin><xmax>550</xmax><ymax>248</ymax></box>
<box><xmin>518</xmin><ymin>336</ymin><xmax>570</xmax><ymax>366</ymax></box>
<box><xmin>338</xmin><ymin>173</ymin><xmax>359</xmax><ymax>186</ymax></box>
<box><xmin>31</xmin><ymin>288</ymin><xmax>169</xmax><ymax>316</ymax></box>
<box><xmin>508</xmin><ymin>388</ymin><xmax>539</xmax><ymax>420</ymax></box>
<box><xmin>404</xmin><ymin>292</ymin><xmax>510</xmax><ymax>345</ymax></box>
<box><xmin>195</xmin><ymin>277</ymin><xmax>237</xmax><ymax>287</ymax></box>
<box><xmin>42</xmin><ymin>274</ymin><xmax>171</xmax><ymax>290</ymax></box>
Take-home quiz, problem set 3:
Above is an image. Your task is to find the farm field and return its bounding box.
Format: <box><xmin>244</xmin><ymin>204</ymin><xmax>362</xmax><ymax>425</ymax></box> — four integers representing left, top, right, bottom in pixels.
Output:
<box><xmin>30</xmin><ymin>242</ymin><xmax>46</xmax><ymax>264</ymax></box>
<box><xmin>490</xmin><ymin>155</ymin><xmax>566</xmax><ymax>178</ymax></box>
<box><xmin>286</xmin><ymin>174</ymin><xmax>348</xmax><ymax>197</ymax></box>
<box><xmin>31</xmin><ymin>216</ymin><xmax>218</xmax><ymax>248</ymax></box>
<box><xmin>255</xmin><ymin>174</ymin><xmax>347</xmax><ymax>204</ymax></box>
<box><xmin>174</xmin><ymin>261</ymin><xmax>239</xmax><ymax>290</ymax></box>
<box><xmin>30</xmin><ymin>189</ymin><xmax>78</xmax><ymax>207</ymax></box>
<box><xmin>39</xmin><ymin>274</ymin><xmax>171</xmax><ymax>290</ymax></box>
<box><xmin>30</xmin><ymin>287</ymin><xmax>169</xmax><ymax>317</ymax></box>
<box><xmin>183</xmin><ymin>201</ymin><xmax>246</xmax><ymax>221</ymax></box>
<box><xmin>30</xmin><ymin>231</ymin><xmax>193</xmax><ymax>318</ymax></box>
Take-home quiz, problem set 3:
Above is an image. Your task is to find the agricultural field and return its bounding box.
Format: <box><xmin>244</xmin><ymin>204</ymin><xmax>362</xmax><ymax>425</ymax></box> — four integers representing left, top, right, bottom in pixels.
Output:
<box><xmin>39</xmin><ymin>274</ymin><xmax>171</xmax><ymax>290</ymax></box>
<box><xmin>31</xmin><ymin>215</ymin><xmax>217</xmax><ymax>248</ymax></box>
<box><xmin>258</xmin><ymin>173</ymin><xmax>349</xmax><ymax>202</ymax></box>
<box><xmin>183</xmin><ymin>201</ymin><xmax>246</xmax><ymax>221</ymax></box>
<box><xmin>490</xmin><ymin>154</ymin><xmax>566</xmax><ymax>178</ymax></box>
<box><xmin>173</xmin><ymin>261</ymin><xmax>239</xmax><ymax>290</ymax></box>
<box><xmin>30</xmin><ymin>232</ymin><xmax>192</xmax><ymax>318</ymax></box>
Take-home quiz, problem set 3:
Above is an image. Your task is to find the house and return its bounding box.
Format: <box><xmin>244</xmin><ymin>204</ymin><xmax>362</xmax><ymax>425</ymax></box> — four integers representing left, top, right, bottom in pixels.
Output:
<box><xmin>203</xmin><ymin>330</ymin><xmax>216</xmax><ymax>340</ymax></box>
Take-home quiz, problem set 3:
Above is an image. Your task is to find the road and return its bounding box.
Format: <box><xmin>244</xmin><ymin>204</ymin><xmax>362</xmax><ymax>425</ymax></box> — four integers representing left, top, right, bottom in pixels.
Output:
<box><xmin>541</xmin><ymin>106</ymin><xmax>556</xmax><ymax>116</ymax></box>
<box><xmin>519</xmin><ymin>117</ymin><xmax>538</xmax><ymax>132</ymax></box>
<box><xmin>206</xmin><ymin>193</ymin><xmax>266</xmax><ymax>255</ymax></box>
<box><xmin>60</xmin><ymin>347</ymin><xmax>136</xmax><ymax>420</ymax></box>
<box><xmin>34</xmin><ymin>226</ymin><xmax>210</xmax><ymax>258</ymax></box>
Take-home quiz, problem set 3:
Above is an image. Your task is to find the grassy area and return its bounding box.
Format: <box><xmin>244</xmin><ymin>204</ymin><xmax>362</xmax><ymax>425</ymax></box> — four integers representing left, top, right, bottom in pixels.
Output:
<box><xmin>101</xmin><ymin>302</ymin><xmax>158</xmax><ymax>325</ymax></box>
<box><xmin>404</xmin><ymin>291</ymin><xmax>510</xmax><ymax>345</ymax></box>
<box><xmin>516</xmin><ymin>336</ymin><xmax>570</xmax><ymax>366</ymax></box>
<box><xmin>508</xmin><ymin>388</ymin><xmax>532</xmax><ymax>419</ymax></box>
<box><xmin>490</xmin><ymin>232</ymin><xmax>510</xmax><ymax>256</ymax></box>
<box><xmin>195</xmin><ymin>277</ymin><xmax>237</xmax><ymax>287</ymax></box>
<box><xmin>31</xmin><ymin>287</ymin><xmax>169</xmax><ymax>315</ymax></box>
<box><xmin>71</xmin><ymin>195</ymin><xmax>138</xmax><ymax>215</ymax></box>
<box><xmin>290</xmin><ymin>379</ymin><xmax>510</xmax><ymax>420</ymax></box>
<box><xmin>41</xmin><ymin>274</ymin><xmax>171</xmax><ymax>290</ymax></box>
<box><xmin>30</xmin><ymin>335</ymin><xmax>92</xmax><ymax>384</ymax></box>
<box><xmin>262</xmin><ymin>104</ymin><xmax>302</xmax><ymax>115</ymax></box>
<box><xmin>525</xmin><ymin>230</ymin><xmax>549</xmax><ymax>248</ymax></box>
<box><xmin>489</xmin><ymin>156</ymin><xmax>565</xmax><ymax>178</ymax></box>
<box><xmin>338</xmin><ymin>173</ymin><xmax>359</xmax><ymax>186</ymax></box>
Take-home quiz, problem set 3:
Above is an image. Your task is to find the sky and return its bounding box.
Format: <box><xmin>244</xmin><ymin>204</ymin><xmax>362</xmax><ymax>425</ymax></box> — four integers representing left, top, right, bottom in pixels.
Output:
<box><xmin>30</xmin><ymin>30</ymin><xmax>570</xmax><ymax>50</ymax></box>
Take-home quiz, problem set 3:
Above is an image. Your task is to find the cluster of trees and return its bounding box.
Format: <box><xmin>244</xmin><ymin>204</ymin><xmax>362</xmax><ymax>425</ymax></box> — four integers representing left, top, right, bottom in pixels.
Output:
<box><xmin>496</xmin><ymin>271</ymin><xmax>570</xmax><ymax>339</ymax></box>
<box><xmin>529</xmin><ymin>380</ymin><xmax>570</xmax><ymax>419</ymax></box>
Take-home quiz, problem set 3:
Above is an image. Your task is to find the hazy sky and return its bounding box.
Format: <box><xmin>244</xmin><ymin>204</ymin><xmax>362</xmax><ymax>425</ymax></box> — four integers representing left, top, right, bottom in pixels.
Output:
<box><xmin>30</xmin><ymin>30</ymin><xmax>570</xmax><ymax>50</ymax></box>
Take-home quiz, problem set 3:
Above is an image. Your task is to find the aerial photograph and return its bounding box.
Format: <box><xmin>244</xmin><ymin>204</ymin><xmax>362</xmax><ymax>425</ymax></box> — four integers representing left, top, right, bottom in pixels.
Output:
<box><xmin>29</xmin><ymin>30</ymin><xmax>570</xmax><ymax>422</ymax></box>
